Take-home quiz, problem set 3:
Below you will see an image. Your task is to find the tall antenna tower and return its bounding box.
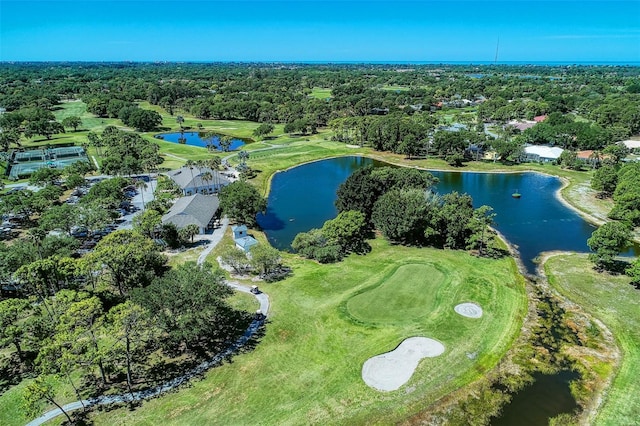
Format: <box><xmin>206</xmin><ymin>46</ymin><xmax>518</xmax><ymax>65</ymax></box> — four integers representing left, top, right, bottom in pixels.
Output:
<box><xmin>494</xmin><ymin>37</ymin><xmax>500</xmax><ymax>64</ymax></box>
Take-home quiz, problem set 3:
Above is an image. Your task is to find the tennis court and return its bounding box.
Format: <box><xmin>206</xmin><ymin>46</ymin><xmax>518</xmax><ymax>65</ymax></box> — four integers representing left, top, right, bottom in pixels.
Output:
<box><xmin>7</xmin><ymin>147</ymin><xmax>89</xmax><ymax>179</ymax></box>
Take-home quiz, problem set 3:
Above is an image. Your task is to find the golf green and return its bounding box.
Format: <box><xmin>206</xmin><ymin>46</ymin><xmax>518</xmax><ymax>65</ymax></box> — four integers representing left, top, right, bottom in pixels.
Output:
<box><xmin>346</xmin><ymin>263</ymin><xmax>448</xmax><ymax>324</ymax></box>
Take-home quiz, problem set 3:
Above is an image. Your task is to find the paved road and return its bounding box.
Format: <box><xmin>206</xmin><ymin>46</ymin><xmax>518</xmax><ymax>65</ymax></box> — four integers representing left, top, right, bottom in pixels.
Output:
<box><xmin>25</xmin><ymin>217</ymin><xmax>269</xmax><ymax>426</ymax></box>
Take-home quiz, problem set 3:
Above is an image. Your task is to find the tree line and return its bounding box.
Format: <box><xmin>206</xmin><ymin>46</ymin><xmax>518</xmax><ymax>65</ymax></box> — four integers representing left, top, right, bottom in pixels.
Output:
<box><xmin>2</xmin><ymin>63</ymin><xmax>639</xmax><ymax>152</ymax></box>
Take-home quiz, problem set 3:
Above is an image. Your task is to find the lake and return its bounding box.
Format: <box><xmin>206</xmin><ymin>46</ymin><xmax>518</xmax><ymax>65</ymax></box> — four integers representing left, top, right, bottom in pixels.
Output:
<box><xmin>258</xmin><ymin>156</ymin><xmax>639</xmax><ymax>274</ymax></box>
<box><xmin>155</xmin><ymin>132</ymin><xmax>246</xmax><ymax>151</ymax></box>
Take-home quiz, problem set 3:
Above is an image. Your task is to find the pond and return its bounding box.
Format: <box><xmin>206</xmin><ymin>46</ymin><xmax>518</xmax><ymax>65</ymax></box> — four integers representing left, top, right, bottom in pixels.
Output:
<box><xmin>155</xmin><ymin>131</ymin><xmax>246</xmax><ymax>151</ymax></box>
<box><xmin>257</xmin><ymin>156</ymin><xmax>638</xmax><ymax>274</ymax></box>
<box><xmin>490</xmin><ymin>371</ymin><xmax>580</xmax><ymax>426</ymax></box>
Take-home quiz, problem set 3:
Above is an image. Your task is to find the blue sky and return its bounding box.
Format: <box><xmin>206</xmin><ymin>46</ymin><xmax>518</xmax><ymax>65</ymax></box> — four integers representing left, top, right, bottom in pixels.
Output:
<box><xmin>1</xmin><ymin>1</ymin><xmax>639</xmax><ymax>63</ymax></box>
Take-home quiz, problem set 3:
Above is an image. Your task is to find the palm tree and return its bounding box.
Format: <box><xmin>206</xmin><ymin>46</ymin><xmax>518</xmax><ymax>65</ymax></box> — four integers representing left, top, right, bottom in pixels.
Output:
<box><xmin>194</xmin><ymin>160</ymin><xmax>206</xmax><ymax>193</ymax></box>
<box><xmin>219</xmin><ymin>135</ymin><xmax>233</xmax><ymax>152</ymax></box>
<box><xmin>185</xmin><ymin>160</ymin><xmax>196</xmax><ymax>195</ymax></box>
<box><xmin>26</xmin><ymin>228</ymin><xmax>47</xmax><ymax>259</ymax></box>
<box><xmin>207</xmin><ymin>156</ymin><xmax>222</xmax><ymax>192</ymax></box>
<box><xmin>201</xmin><ymin>131</ymin><xmax>217</xmax><ymax>152</ymax></box>
<box><xmin>135</xmin><ymin>179</ymin><xmax>148</xmax><ymax>208</ymax></box>
<box><xmin>201</xmin><ymin>171</ymin><xmax>213</xmax><ymax>194</ymax></box>
<box><xmin>181</xmin><ymin>223</ymin><xmax>200</xmax><ymax>243</ymax></box>
<box><xmin>589</xmin><ymin>150</ymin><xmax>602</xmax><ymax>170</ymax></box>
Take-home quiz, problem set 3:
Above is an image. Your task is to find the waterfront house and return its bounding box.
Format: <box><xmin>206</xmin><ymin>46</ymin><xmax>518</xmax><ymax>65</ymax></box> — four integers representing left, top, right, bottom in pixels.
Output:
<box><xmin>522</xmin><ymin>145</ymin><xmax>564</xmax><ymax>163</ymax></box>
<box><xmin>619</xmin><ymin>139</ymin><xmax>640</xmax><ymax>152</ymax></box>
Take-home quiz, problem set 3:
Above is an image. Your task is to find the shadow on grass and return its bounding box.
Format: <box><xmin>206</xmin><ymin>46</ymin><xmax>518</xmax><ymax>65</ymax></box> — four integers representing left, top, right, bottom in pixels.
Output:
<box><xmin>0</xmin><ymin>352</ymin><xmax>33</xmax><ymax>396</ymax></box>
<box><xmin>138</xmin><ymin>309</ymin><xmax>260</xmax><ymax>389</ymax></box>
<box><xmin>593</xmin><ymin>259</ymin><xmax>630</xmax><ymax>275</ymax></box>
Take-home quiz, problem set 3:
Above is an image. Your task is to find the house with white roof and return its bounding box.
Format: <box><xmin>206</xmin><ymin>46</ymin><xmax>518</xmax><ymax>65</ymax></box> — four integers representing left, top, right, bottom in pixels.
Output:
<box><xmin>522</xmin><ymin>145</ymin><xmax>564</xmax><ymax>163</ymax></box>
<box><xmin>619</xmin><ymin>140</ymin><xmax>640</xmax><ymax>151</ymax></box>
<box><xmin>166</xmin><ymin>166</ymin><xmax>231</xmax><ymax>196</ymax></box>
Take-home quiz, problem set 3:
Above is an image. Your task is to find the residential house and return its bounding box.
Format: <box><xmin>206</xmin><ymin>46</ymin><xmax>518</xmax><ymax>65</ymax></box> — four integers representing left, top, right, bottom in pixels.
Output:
<box><xmin>619</xmin><ymin>139</ymin><xmax>640</xmax><ymax>151</ymax></box>
<box><xmin>369</xmin><ymin>107</ymin><xmax>390</xmax><ymax>115</ymax></box>
<box><xmin>162</xmin><ymin>194</ymin><xmax>219</xmax><ymax>234</ymax></box>
<box><xmin>166</xmin><ymin>166</ymin><xmax>231</xmax><ymax>196</ymax></box>
<box><xmin>576</xmin><ymin>150</ymin><xmax>611</xmax><ymax>167</ymax></box>
<box><xmin>507</xmin><ymin>120</ymin><xmax>536</xmax><ymax>132</ymax></box>
<box><xmin>522</xmin><ymin>145</ymin><xmax>564</xmax><ymax>163</ymax></box>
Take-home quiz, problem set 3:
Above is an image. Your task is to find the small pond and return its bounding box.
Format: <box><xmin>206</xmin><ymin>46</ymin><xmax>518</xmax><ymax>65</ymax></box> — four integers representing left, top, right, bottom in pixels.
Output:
<box><xmin>155</xmin><ymin>132</ymin><xmax>246</xmax><ymax>151</ymax></box>
<box><xmin>490</xmin><ymin>370</ymin><xmax>580</xmax><ymax>426</ymax></box>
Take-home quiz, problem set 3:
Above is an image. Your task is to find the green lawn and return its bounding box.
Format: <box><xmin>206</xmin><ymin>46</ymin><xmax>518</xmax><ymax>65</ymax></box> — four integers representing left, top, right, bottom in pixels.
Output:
<box><xmin>89</xmin><ymin>238</ymin><xmax>526</xmax><ymax>425</ymax></box>
<box><xmin>309</xmin><ymin>87</ymin><xmax>332</xmax><ymax>99</ymax></box>
<box><xmin>53</xmin><ymin>100</ymin><xmax>123</xmax><ymax>133</ymax></box>
<box><xmin>346</xmin><ymin>263</ymin><xmax>447</xmax><ymax>324</ymax></box>
<box><xmin>0</xmin><ymin>371</ymin><xmax>84</xmax><ymax>426</ymax></box>
<box><xmin>380</xmin><ymin>85</ymin><xmax>411</xmax><ymax>91</ymax></box>
<box><xmin>545</xmin><ymin>254</ymin><xmax>640</xmax><ymax>425</ymax></box>
<box><xmin>228</xmin><ymin>291</ymin><xmax>260</xmax><ymax>313</ymax></box>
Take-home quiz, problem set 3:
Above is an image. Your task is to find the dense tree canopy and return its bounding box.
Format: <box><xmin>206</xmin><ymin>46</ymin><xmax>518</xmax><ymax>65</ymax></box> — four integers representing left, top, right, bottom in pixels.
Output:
<box><xmin>85</xmin><ymin>230</ymin><xmax>167</xmax><ymax>296</ymax></box>
<box><xmin>219</xmin><ymin>181</ymin><xmax>267</xmax><ymax>226</ymax></box>
<box><xmin>133</xmin><ymin>262</ymin><xmax>243</xmax><ymax>353</ymax></box>
<box><xmin>293</xmin><ymin>210</ymin><xmax>368</xmax><ymax>263</ymax></box>
<box><xmin>335</xmin><ymin>166</ymin><xmax>437</xmax><ymax>224</ymax></box>
<box><xmin>587</xmin><ymin>221</ymin><xmax>630</xmax><ymax>271</ymax></box>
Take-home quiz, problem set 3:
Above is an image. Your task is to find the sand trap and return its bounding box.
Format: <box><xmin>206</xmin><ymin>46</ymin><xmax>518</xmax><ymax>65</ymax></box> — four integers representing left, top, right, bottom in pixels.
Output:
<box><xmin>362</xmin><ymin>337</ymin><xmax>445</xmax><ymax>391</ymax></box>
<box><xmin>454</xmin><ymin>302</ymin><xmax>483</xmax><ymax>318</ymax></box>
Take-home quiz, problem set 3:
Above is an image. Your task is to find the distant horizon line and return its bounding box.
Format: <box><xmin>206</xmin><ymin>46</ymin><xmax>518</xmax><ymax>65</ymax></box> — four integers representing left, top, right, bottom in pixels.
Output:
<box><xmin>2</xmin><ymin>60</ymin><xmax>640</xmax><ymax>66</ymax></box>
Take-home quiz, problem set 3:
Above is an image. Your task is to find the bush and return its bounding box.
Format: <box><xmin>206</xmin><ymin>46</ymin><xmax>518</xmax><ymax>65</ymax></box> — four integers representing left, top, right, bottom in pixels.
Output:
<box><xmin>446</xmin><ymin>152</ymin><xmax>464</xmax><ymax>167</ymax></box>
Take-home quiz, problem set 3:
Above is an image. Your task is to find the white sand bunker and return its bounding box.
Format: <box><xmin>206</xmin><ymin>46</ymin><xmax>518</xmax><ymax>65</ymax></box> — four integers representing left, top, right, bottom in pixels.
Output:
<box><xmin>454</xmin><ymin>302</ymin><xmax>483</xmax><ymax>318</ymax></box>
<box><xmin>362</xmin><ymin>337</ymin><xmax>445</xmax><ymax>391</ymax></box>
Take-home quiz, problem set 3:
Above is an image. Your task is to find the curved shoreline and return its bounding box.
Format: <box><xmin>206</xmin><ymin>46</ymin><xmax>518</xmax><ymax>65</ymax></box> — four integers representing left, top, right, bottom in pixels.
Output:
<box><xmin>259</xmin><ymin>151</ymin><xmax>611</xmax><ymax>235</ymax></box>
<box><xmin>259</xmin><ymin>153</ymin><xmax>617</xmax><ymax>422</ymax></box>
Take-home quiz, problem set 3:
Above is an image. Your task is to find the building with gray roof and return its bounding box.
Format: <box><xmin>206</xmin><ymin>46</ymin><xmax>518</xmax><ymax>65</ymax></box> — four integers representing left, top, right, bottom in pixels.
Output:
<box><xmin>162</xmin><ymin>194</ymin><xmax>219</xmax><ymax>234</ymax></box>
<box><xmin>166</xmin><ymin>166</ymin><xmax>231</xmax><ymax>196</ymax></box>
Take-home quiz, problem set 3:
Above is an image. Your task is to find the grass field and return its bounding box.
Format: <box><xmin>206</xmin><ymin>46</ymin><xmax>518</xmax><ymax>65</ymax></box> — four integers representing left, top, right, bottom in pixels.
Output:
<box><xmin>545</xmin><ymin>254</ymin><xmax>640</xmax><ymax>425</ymax></box>
<box><xmin>345</xmin><ymin>263</ymin><xmax>447</xmax><ymax>324</ymax></box>
<box><xmin>88</xmin><ymin>238</ymin><xmax>526</xmax><ymax>425</ymax></box>
<box><xmin>309</xmin><ymin>87</ymin><xmax>332</xmax><ymax>99</ymax></box>
<box><xmin>380</xmin><ymin>85</ymin><xmax>411</xmax><ymax>91</ymax></box>
<box><xmin>53</xmin><ymin>100</ymin><xmax>123</xmax><ymax>133</ymax></box>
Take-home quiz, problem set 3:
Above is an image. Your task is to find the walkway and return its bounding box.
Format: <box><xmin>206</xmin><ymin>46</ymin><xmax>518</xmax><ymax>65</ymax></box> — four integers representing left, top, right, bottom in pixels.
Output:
<box><xmin>197</xmin><ymin>217</ymin><xmax>229</xmax><ymax>265</ymax></box>
<box><xmin>25</xmin><ymin>217</ymin><xmax>269</xmax><ymax>426</ymax></box>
